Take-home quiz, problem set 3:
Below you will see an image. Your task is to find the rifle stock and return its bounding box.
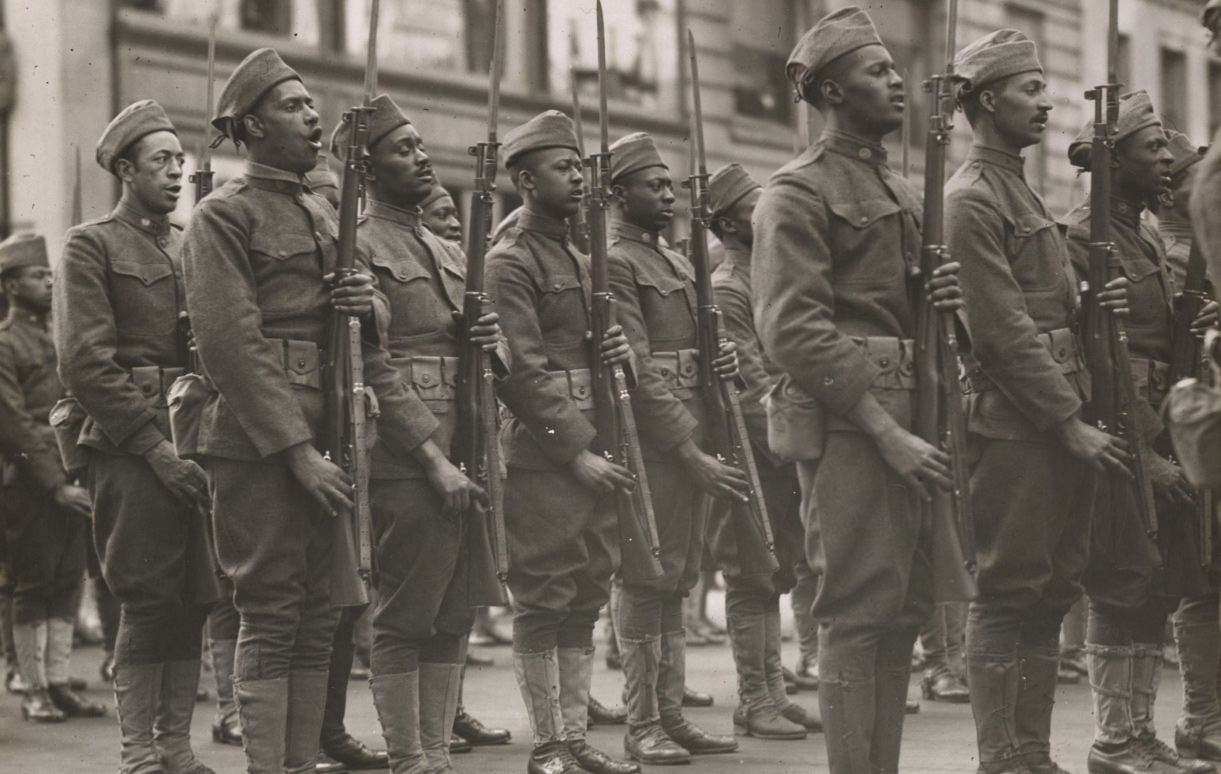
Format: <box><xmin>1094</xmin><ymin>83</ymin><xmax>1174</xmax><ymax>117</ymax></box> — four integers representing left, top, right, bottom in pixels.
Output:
<box><xmin>917</xmin><ymin>0</ymin><xmax>976</xmax><ymax>602</ymax></box>
<box><xmin>454</xmin><ymin>0</ymin><xmax>509</xmax><ymax>606</ymax></box>
<box><xmin>685</xmin><ymin>30</ymin><xmax>778</xmax><ymax>576</ymax></box>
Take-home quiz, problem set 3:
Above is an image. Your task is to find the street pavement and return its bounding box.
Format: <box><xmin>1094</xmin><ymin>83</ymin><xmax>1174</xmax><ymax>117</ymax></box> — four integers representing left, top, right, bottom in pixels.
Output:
<box><xmin>0</xmin><ymin>610</ymin><xmax>1192</xmax><ymax>774</ymax></box>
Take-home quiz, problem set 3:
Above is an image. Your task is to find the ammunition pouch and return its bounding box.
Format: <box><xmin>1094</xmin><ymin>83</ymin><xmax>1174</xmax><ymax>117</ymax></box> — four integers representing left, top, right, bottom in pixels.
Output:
<box><xmin>963</xmin><ymin>327</ymin><xmax>1083</xmax><ymax>394</ymax></box>
<box><xmin>652</xmin><ymin>349</ymin><xmax>702</xmax><ymax>399</ymax></box>
<box><xmin>853</xmin><ymin>336</ymin><xmax>916</xmax><ymax>391</ymax></box>
<box><xmin>1129</xmin><ymin>357</ymin><xmax>1171</xmax><ymax>410</ymax></box>
<box><xmin>49</xmin><ymin>397</ymin><xmax>89</xmax><ymax>474</ymax></box>
<box><xmin>395</xmin><ymin>355</ymin><xmax>459</xmax><ymax>412</ymax></box>
<box><xmin>547</xmin><ymin>368</ymin><xmax>595</xmax><ymax>411</ymax></box>
<box><xmin>765</xmin><ymin>375</ymin><xmax>825</xmax><ymax>463</ymax></box>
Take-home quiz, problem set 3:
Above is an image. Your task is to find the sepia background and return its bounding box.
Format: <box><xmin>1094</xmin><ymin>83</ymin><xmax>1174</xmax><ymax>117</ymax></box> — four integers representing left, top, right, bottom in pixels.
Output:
<box><xmin>0</xmin><ymin>0</ymin><xmax>1214</xmax><ymax>261</ymax></box>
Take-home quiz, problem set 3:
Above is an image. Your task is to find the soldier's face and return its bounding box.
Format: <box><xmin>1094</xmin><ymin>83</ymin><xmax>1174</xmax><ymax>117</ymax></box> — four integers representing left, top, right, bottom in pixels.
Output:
<box><xmin>832</xmin><ymin>46</ymin><xmax>905</xmax><ymax>136</ymax></box>
<box><xmin>987</xmin><ymin>73</ymin><xmax>1053</xmax><ymax>149</ymax></box>
<box><xmin>733</xmin><ymin>188</ymin><xmax>762</xmax><ymax>245</ymax></box>
<box><xmin>4</xmin><ymin>266</ymin><xmax>52</xmax><ymax>311</ymax></box>
<box><xmin>1116</xmin><ymin>125</ymin><xmax>1174</xmax><ymax>201</ymax></box>
<box><xmin>369</xmin><ymin>124</ymin><xmax>434</xmax><ymax>207</ymax></box>
<box><xmin>521</xmin><ymin>148</ymin><xmax>584</xmax><ymax>219</ymax></box>
<box><xmin>120</xmin><ymin>131</ymin><xmax>185</xmax><ymax>217</ymax></box>
<box><xmin>421</xmin><ymin>193</ymin><xmax>462</xmax><ymax>243</ymax></box>
<box><xmin>616</xmin><ymin>167</ymin><xmax>675</xmax><ymax>233</ymax></box>
<box><xmin>247</xmin><ymin>79</ymin><xmax>321</xmax><ymax>175</ymax></box>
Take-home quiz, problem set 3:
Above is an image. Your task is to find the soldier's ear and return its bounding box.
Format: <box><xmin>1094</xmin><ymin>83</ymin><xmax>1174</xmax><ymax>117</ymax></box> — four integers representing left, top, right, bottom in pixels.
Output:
<box><xmin>978</xmin><ymin>88</ymin><xmax>998</xmax><ymax>116</ymax></box>
<box><xmin>242</xmin><ymin>113</ymin><xmax>267</xmax><ymax>141</ymax></box>
<box><xmin>114</xmin><ymin>157</ymin><xmax>136</xmax><ymax>184</ymax></box>
<box><xmin>611</xmin><ymin>183</ymin><xmax>626</xmax><ymax>204</ymax></box>
<box><xmin>717</xmin><ymin>215</ymin><xmax>737</xmax><ymax>235</ymax></box>
<box><xmin>820</xmin><ymin>78</ymin><xmax>845</xmax><ymax>107</ymax></box>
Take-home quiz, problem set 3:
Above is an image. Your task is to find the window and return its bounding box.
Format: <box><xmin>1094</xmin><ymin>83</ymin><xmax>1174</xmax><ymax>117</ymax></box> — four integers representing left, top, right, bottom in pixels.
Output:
<box><xmin>731</xmin><ymin>1</ymin><xmax>795</xmax><ymax>124</ymax></box>
<box><xmin>1210</xmin><ymin>60</ymin><xmax>1221</xmax><ymax>137</ymax></box>
<box><xmin>553</xmin><ymin>0</ymin><xmax>679</xmax><ymax>111</ymax></box>
<box><xmin>1161</xmin><ymin>46</ymin><xmax>1188</xmax><ymax>133</ymax></box>
<box><xmin>138</xmin><ymin>0</ymin><xmax>323</xmax><ymax>45</ymax></box>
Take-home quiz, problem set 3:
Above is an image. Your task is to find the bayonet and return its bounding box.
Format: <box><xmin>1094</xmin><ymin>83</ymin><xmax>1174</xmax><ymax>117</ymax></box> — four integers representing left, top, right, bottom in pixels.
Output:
<box><xmin>191</xmin><ymin>13</ymin><xmax>218</xmax><ymax>203</ymax></box>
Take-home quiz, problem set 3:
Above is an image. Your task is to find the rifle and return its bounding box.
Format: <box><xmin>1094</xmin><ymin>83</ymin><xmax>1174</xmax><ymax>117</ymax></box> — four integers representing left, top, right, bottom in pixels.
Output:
<box><xmin>1083</xmin><ymin>0</ymin><xmax>1159</xmax><ymax>542</ymax></box>
<box><xmin>588</xmin><ymin>0</ymin><xmax>663</xmax><ymax>581</ymax></box>
<box><xmin>180</xmin><ymin>13</ymin><xmax>217</xmax><ymax>375</ymax></box>
<box><xmin>916</xmin><ymin>0</ymin><xmax>976</xmax><ymax>601</ymax></box>
<box><xmin>569</xmin><ymin>71</ymin><xmax>591</xmax><ymax>254</ymax></box>
<box><xmin>322</xmin><ymin>0</ymin><xmax>380</xmax><ymax>603</ymax></box>
<box><xmin>454</xmin><ymin>0</ymin><xmax>509</xmax><ymax>606</ymax></box>
<box><xmin>684</xmin><ymin>30</ymin><xmax>778</xmax><ymax>576</ymax></box>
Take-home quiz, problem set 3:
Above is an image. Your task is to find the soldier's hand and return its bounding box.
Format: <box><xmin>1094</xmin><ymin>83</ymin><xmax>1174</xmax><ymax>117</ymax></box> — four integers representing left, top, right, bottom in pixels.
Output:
<box><xmin>708</xmin><ymin>340</ymin><xmax>739</xmax><ymax>382</ymax></box>
<box><xmin>569</xmin><ymin>449</ymin><xmax>636</xmax><ymax>496</ymax></box>
<box><xmin>593</xmin><ymin>325</ymin><xmax>633</xmax><ymax>367</ymax></box>
<box><xmin>424</xmin><ymin>456</ymin><xmax>488</xmax><ymax>520</ymax></box>
<box><xmin>928</xmin><ymin>262</ymin><xmax>964</xmax><ymax>313</ymax></box>
<box><xmin>675</xmin><ymin>440</ymin><xmax>749</xmax><ymax>502</ymax></box>
<box><xmin>53</xmin><ymin>484</ymin><xmax>92</xmax><ymax>519</ymax></box>
<box><xmin>1052</xmin><ymin>416</ymin><xmax>1132</xmax><ymax>478</ymax></box>
<box><xmin>284</xmin><ymin>442</ymin><xmax>353</xmax><ymax>517</ymax></box>
<box><xmin>457</xmin><ymin>310</ymin><xmax>503</xmax><ymax>353</ymax></box>
<box><xmin>1099</xmin><ymin>277</ymin><xmax>1131</xmax><ymax>318</ymax></box>
<box><xmin>875</xmin><ymin>426</ymin><xmax>953</xmax><ymax>499</ymax></box>
<box><xmin>1190</xmin><ymin>300</ymin><xmax>1219</xmax><ymax>337</ymax></box>
<box><xmin>144</xmin><ymin>439</ymin><xmax>210</xmax><ymax>511</ymax></box>
<box><xmin>326</xmin><ymin>271</ymin><xmax>376</xmax><ymax>319</ymax></box>
<box><xmin>1147</xmin><ymin>451</ymin><xmax>1195</xmax><ymax>507</ymax></box>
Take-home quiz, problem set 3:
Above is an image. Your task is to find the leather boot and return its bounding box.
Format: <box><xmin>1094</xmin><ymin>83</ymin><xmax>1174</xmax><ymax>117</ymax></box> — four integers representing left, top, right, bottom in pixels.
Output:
<box><xmin>657</xmin><ymin>632</ymin><xmax>736</xmax><ymax>755</ymax></box>
<box><xmin>155</xmin><ymin>660</ymin><xmax>215</xmax><ymax>774</ymax></box>
<box><xmin>514</xmin><ymin>650</ymin><xmax>564</xmax><ymax>747</ymax></box>
<box><xmin>1173</xmin><ymin>615</ymin><xmax>1221</xmax><ymax>761</ymax></box>
<box><xmin>819</xmin><ymin>660</ymin><xmax>877</xmax><ymax>774</ymax></box>
<box><xmin>1131</xmin><ymin>644</ymin><xmax>1213</xmax><ymax>774</ymax></box>
<box><xmin>46</xmin><ymin>618</ymin><xmax>105</xmax><ymax>717</ymax></box>
<box><xmin>22</xmin><ymin>688</ymin><xmax>67</xmax><ymax>723</ymax></box>
<box><xmin>453</xmin><ymin>706</ymin><xmax>511</xmax><ymax>745</ymax></box>
<box><xmin>922</xmin><ymin>669</ymin><xmax>971</xmax><ymax>703</ymax></box>
<box><xmin>1085</xmin><ymin>645</ymin><xmax>1176</xmax><ymax>774</ymax></box>
<box><xmin>587</xmin><ymin>696</ymin><xmax>627</xmax><ymax>726</ymax></box>
<box><xmin>557</xmin><ymin>646</ymin><xmax>638</xmax><ymax>774</ymax></box>
<box><xmin>451</xmin><ymin>734</ymin><xmax>472</xmax><ymax>754</ymax></box>
<box><xmin>620</xmin><ymin>635</ymin><xmax>689</xmax><ymax>764</ymax></box>
<box><xmin>209</xmin><ymin>639</ymin><xmax>241</xmax><ymax>746</ymax></box>
<box><xmin>763</xmin><ymin>601</ymin><xmax>820</xmax><ymax>733</ymax></box>
<box><xmin>967</xmin><ymin>653</ymin><xmax>1027</xmax><ymax>774</ymax></box>
<box><xmin>1014</xmin><ymin>645</ymin><xmax>1069</xmax><ymax>774</ymax></box>
<box><xmin>114</xmin><ymin>663</ymin><xmax>165</xmax><ymax>774</ymax></box>
<box><xmin>284</xmin><ymin>672</ymin><xmax>330</xmax><ymax>774</ymax></box>
<box><xmin>872</xmin><ymin>631</ymin><xmax>918</xmax><ymax>774</ymax></box>
<box><xmin>528</xmin><ymin>740</ymin><xmax>584</xmax><ymax>774</ymax></box>
<box><xmin>419</xmin><ymin>663</ymin><xmax>462</xmax><ymax>774</ymax></box>
<box><xmin>370</xmin><ymin>671</ymin><xmax>431</xmax><ymax>774</ymax></box>
<box><xmin>726</xmin><ymin>593</ymin><xmax>804</xmax><ymax>740</ymax></box>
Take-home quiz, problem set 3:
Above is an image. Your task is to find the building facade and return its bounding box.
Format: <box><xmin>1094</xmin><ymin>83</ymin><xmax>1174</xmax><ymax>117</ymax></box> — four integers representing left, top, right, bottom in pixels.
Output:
<box><xmin>0</xmin><ymin>0</ymin><xmax>1212</xmax><ymax>261</ymax></box>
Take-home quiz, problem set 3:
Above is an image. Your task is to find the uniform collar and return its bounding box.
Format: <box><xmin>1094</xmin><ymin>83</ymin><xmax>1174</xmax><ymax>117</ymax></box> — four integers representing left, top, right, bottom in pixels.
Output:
<box><xmin>822</xmin><ymin>129</ymin><xmax>888</xmax><ymax>168</ymax></box>
<box><xmin>113</xmin><ymin>200</ymin><xmax>172</xmax><ymax>237</ymax></box>
<box><xmin>365</xmin><ymin>199</ymin><xmax>422</xmax><ymax>229</ymax></box>
<box><xmin>967</xmin><ymin>145</ymin><xmax>1026</xmax><ymax>178</ymax></box>
<box><xmin>1111</xmin><ymin>198</ymin><xmax>1144</xmax><ymax>229</ymax></box>
<box><xmin>5</xmin><ymin>306</ymin><xmax>49</xmax><ymax>332</ymax></box>
<box><xmin>517</xmin><ymin>209</ymin><xmax>571</xmax><ymax>241</ymax></box>
<box><xmin>243</xmin><ymin>160</ymin><xmax>307</xmax><ymax>194</ymax></box>
<box><xmin>610</xmin><ymin>219</ymin><xmax>661</xmax><ymax>248</ymax></box>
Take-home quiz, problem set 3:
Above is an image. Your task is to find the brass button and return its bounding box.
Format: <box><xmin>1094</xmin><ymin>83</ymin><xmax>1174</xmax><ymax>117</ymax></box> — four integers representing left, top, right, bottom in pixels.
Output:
<box><xmin>157</xmin><ymin>237</ymin><xmax>168</xmax><ymax>248</ymax></box>
<box><xmin>858</xmin><ymin>148</ymin><xmax>872</xmax><ymax>160</ymax></box>
<box><xmin>140</xmin><ymin>218</ymin><xmax>151</xmax><ymax>227</ymax></box>
<box><xmin>421</xmin><ymin>374</ymin><xmax>431</xmax><ymax>383</ymax></box>
<box><xmin>297</xmin><ymin>359</ymin><xmax>307</xmax><ymax>368</ymax></box>
<box><xmin>879</xmin><ymin>357</ymin><xmax>890</xmax><ymax>367</ymax></box>
<box><xmin>554</xmin><ymin>282</ymin><xmax>563</xmax><ymax>289</ymax></box>
<box><xmin>823</xmin><ymin>376</ymin><xmax>834</xmax><ymax>386</ymax></box>
<box><xmin>859</xmin><ymin>216</ymin><xmax>869</xmax><ymax>225</ymax></box>
<box><xmin>577</xmin><ymin>386</ymin><xmax>587</xmax><ymax>396</ymax></box>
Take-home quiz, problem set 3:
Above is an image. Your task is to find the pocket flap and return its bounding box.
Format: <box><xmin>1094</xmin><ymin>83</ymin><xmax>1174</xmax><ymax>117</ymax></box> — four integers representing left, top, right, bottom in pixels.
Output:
<box><xmin>636</xmin><ymin>272</ymin><xmax>687</xmax><ymax>297</ymax></box>
<box><xmin>828</xmin><ymin>198</ymin><xmax>901</xmax><ymax>230</ymax></box>
<box><xmin>251</xmin><ymin>233</ymin><xmax>317</xmax><ymax>261</ymax></box>
<box><xmin>111</xmin><ymin>260</ymin><xmax>173</xmax><ymax>286</ymax></box>
<box><xmin>284</xmin><ymin>340</ymin><xmax>319</xmax><ymax>383</ymax></box>
<box><xmin>371</xmin><ymin>252</ymin><xmax>431</xmax><ymax>284</ymax></box>
<box><xmin>1011</xmin><ymin>212</ymin><xmax>1055</xmax><ymax>238</ymax></box>
<box><xmin>541</xmin><ymin>274</ymin><xmax>582</xmax><ymax>293</ymax></box>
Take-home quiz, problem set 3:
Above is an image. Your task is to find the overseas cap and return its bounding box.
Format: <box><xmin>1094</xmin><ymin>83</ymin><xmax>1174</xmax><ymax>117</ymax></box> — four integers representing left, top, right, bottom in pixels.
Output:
<box><xmin>708</xmin><ymin>163</ymin><xmax>761</xmax><ymax>220</ymax></box>
<box><xmin>213</xmin><ymin>48</ymin><xmax>301</xmax><ymax>142</ymax></box>
<box><xmin>953</xmin><ymin>29</ymin><xmax>1042</xmax><ymax>92</ymax></box>
<box><xmin>1069</xmin><ymin>90</ymin><xmax>1162</xmax><ymax>169</ymax></box>
<box><xmin>96</xmin><ymin>100</ymin><xmax>177</xmax><ymax>174</ymax></box>
<box><xmin>786</xmin><ymin>7</ymin><xmax>884</xmax><ymax>100</ymax></box>
<box><xmin>0</xmin><ymin>233</ymin><xmax>48</xmax><ymax>274</ymax></box>
<box><xmin>609</xmin><ymin>132</ymin><xmax>667</xmax><ymax>184</ymax></box>
<box><xmin>330</xmin><ymin>94</ymin><xmax>411</xmax><ymax>162</ymax></box>
<box><xmin>503</xmin><ymin>110</ymin><xmax>580</xmax><ymax>168</ymax></box>
<box><xmin>420</xmin><ymin>182</ymin><xmax>452</xmax><ymax>210</ymax></box>
<box><xmin>1166</xmin><ymin>130</ymin><xmax>1206</xmax><ymax>178</ymax></box>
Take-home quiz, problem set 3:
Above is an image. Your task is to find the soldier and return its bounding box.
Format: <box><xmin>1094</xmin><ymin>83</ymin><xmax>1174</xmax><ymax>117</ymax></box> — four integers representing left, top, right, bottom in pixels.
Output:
<box><xmin>603</xmin><ymin>132</ymin><xmax>748</xmax><ymax>763</ymax></box>
<box><xmin>484</xmin><ymin>109</ymin><xmax>640</xmax><ymax>774</ymax></box>
<box><xmin>1192</xmin><ymin>1</ymin><xmax>1221</xmax><ymax>283</ymax></box>
<box><xmin>752</xmin><ymin>9</ymin><xmax>963</xmax><ymax>773</ymax></box>
<box><xmin>329</xmin><ymin>94</ymin><xmax>507</xmax><ymax>774</ymax></box>
<box><xmin>1155</xmin><ymin>132</ymin><xmax>1206</xmax><ymax>289</ymax></box>
<box><xmin>181</xmin><ymin>48</ymin><xmax>442</xmax><ymax>773</ymax></box>
<box><xmin>54</xmin><ymin>99</ymin><xmax>219</xmax><ymax>774</ymax></box>
<box><xmin>704</xmin><ymin>162</ymin><xmax>822</xmax><ymax>737</ymax></box>
<box><xmin>1064</xmin><ymin>93</ymin><xmax>1218</xmax><ymax>774</ymax></box>
<box><xmin>420</xmin><ymin>183</ymin><xmax>463</xmax><ymax>244</ymax></box>
<box><xmin>0</xmin><ymin>232</ymin><xmax>101</xmax><ymax>724</ymax></box>
<box><xmin>945</xmin><ymin>30</ymin><xmax>1132</xmax><ymax>774</ymax></box>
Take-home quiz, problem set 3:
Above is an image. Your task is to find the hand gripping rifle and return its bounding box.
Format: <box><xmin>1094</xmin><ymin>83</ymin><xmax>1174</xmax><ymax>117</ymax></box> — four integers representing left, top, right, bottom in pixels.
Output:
<box><xmin>322</xmin><ymin>0</ymin><xmax>380</xmax><ymax>603</ymax></box>
<box><xmin>1083</xmin><ymin>0</ymin><xmax>1158</xmax><ymax>542</ymax></box>
<box><xmin>685</xmin><ymin>30</ymin><xmax>778</xmax><ymax>576</ymax></box>
<box><xmin>588</xmin><ymin>0</ymin><xmax>663</xmax><ymax>581</ymax></box>
<box><xmin>454</xmin><ymin>0</ymin><xmax>509</xmax><ymax>606</ymax></box>
<box><xmin>916</xmin><ymin>0</ymin><xmax>976</xmax><ymax>601</ymax></box>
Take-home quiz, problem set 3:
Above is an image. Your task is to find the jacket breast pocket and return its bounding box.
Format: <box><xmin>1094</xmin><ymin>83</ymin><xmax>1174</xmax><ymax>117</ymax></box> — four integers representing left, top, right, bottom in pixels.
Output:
<box><xmin>250</xmin><ymin>232</ymin><xmax>321</xmax><ymax>314</ymax></box>
<box><xmin>110</xmin><ymin>259</ymin><xmax>178</xmax><ymax>335</ymax></box>
<box><xmin>538</xmin><ymin>273</ymin><xmax>587</xmax><ymax>345</ymax></box>
<box><xmin>1006</xmin><ymin>213</ymin><xmax>1062</xmax><ymax>292</ymax></box>
<box><xmin>827</xmin><ymin>199</ymin><xmax>905</xmax><ymax>286</ymax></box>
